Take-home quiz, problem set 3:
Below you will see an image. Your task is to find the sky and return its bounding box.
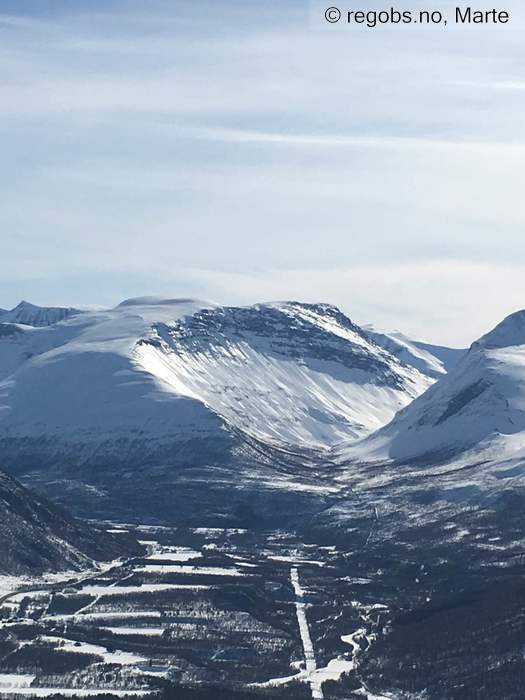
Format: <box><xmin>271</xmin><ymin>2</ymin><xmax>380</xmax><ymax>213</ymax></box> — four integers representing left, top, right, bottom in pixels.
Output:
<box><xmin>1</xmin><ymin>0</ymin><xmax>524</xmax><ymax>346</ymax></box>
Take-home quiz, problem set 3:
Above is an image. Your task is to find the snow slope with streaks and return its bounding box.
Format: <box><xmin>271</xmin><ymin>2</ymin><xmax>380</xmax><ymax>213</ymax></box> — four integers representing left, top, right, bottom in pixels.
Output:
<box><xmin>0</xmin><ymin>298</ymin><xmax>432</xmax><ymax>475</ymax></box>
<box><xmin>135</xmin><ymin>301</ymin><xmax>432</xmax><ymax>447</ymax></box>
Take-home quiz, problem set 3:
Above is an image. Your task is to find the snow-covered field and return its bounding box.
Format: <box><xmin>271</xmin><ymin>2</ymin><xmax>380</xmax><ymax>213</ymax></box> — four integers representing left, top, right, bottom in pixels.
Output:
<box><xmin>0</xmin><ymin>525</ymin><xmax>391</xmax><ymax>699</ymax></box>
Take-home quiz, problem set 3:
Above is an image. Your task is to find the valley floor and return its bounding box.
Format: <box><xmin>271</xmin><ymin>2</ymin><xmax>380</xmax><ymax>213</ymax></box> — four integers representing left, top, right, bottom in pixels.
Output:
<box><xmin>0</xmin><ymin>523</ymin><xmax>387</xmax><ymax>700</ymax></box>
<box><xmin>3</xmin><ymin>494</ymin><xmax>525</xmax><ymax>700</ymax></box>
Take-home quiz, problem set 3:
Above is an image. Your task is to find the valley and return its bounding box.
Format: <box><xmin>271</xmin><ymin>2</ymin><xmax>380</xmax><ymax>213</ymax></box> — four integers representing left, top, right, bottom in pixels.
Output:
<box><xmin>0</xmin><ymin>521</ymin><xmax>385</xmax><ymax>699</ymax></box>
<box><xmin>3</xmin><ymin>299</ymin><xmax>525</xmax><ymax>697</ymax></box>
<box><xmin>2</xmin><ymin>486</ymin><xmax>525</xmax><ymax>700</ymax></box>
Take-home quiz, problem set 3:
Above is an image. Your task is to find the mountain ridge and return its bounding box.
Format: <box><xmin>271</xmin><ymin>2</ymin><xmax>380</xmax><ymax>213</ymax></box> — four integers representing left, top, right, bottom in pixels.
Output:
<box><xmin>0</xmin><ymin>467</ymin><xmax>143</xmax><ymax>575</ymax></box>
<box><xmin>0</xmin><ymin>301</ymin><xmax>84</xmax><ymax>327</ymax></box>
<box><xmin>0</xmin><ymin>298</ymin><xmax>433</xmax><ymax>460</ymax></box>
<box><xmin>363</xmin><ymin>324</ymin><xmax>466</xmax><ymax>379</ymax></box>
<box><xmin>342</xmin><ymin>309</ymin><xmax>525</xmax><ymax>468</ymax></box>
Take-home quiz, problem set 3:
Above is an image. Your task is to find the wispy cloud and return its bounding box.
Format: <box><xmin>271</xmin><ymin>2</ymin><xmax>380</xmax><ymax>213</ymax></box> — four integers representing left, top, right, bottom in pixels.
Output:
<box><xmin>455</xmin><ymin>80</ymin><xmax>525</xmax><ymax>92</ymax></box>
<box><xmin>176</xmin><ymin>124</ymin><xmax>525</xmax><ymax>152</ymax></box>
<box><xmin>1</xmin><ymin>0</ymin><xmax>524</xmax><ymax>344</ymax></box>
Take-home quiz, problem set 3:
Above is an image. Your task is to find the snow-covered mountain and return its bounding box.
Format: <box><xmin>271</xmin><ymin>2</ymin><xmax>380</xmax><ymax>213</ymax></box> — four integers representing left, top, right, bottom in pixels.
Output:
<box><xmin>0</xmin><ymin>298</ymin><xmax>432</xmax><ymax>472</ymax></box>
<box><xmin>363</xmin><ymin>325</ymin><xmax>465</xmax><ymax>379</ymax></box>
<box><xmin>0</xmin><ymin>298</ymin><xmax>225</xmax><ymax>474</ymax></box>
<box><xmin>347</xmin><ymin>310</ymin><xmax>525</xmax><ymax>465</ymax></box>
<box><xmin>0</xmin><ymin>300</ymin><xmax>83</xmax><ymax>327</ymax></box>
<box><xmin>135</xmin><ymin>301</ymin><xmax>433</xmax><ymax>447</ymax></box>
<box><xmin>0</xmin><ymin>296</ymin><xmax>439</xmax><ymax>522</ymax></box>
<box><xmin>0</xmin><ymin>468</ymin><xmax>142</xmax><ymax>575</ymax></box>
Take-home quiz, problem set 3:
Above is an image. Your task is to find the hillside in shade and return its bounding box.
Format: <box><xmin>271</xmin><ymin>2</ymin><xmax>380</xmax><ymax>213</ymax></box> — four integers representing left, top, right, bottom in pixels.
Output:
<box><xmin>0</xmin><ymin>468</ymin><xmax>143</xmax><ymax>575</ymax></box>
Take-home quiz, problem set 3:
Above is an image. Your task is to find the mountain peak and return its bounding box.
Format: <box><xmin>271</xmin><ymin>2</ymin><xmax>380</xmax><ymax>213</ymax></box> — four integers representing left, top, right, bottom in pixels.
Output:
<box><xmin>13</xmin><ymin>299</ymin><xmax>37</xmax><ymax>310</ymax></box>
<box><xmin>345</xmin><ymin>309</ymin><xmax>525</xmax><ymax>465</ymax></box>
<box><xmin>474</xmin><ymin>309</ymin><xmax>525</xmax><ymax>350</ymax></box>
<box><xmin>0</xmin><ymin>299</ymin><xmax>432</xmax><ymax>483</ymax></box>
<box><xmin>1</xmin><ymin>301</ymin><xmax>83</xmax><ymax>327</ymax></box>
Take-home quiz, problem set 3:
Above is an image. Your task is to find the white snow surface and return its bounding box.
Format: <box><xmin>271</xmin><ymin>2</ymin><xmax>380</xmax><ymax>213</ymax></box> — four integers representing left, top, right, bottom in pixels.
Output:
<box><xmin>101</xmin><ymin>626</ymin><xmax>165</xmax><ymax>636</ymax></box>
<box><xmin>146</xmin><ymin>547</ymin><xmax>201</xmax><ymax>562</ymax></box>
<box><xmin>79</xmin><ymin>583</ymin><xmax>210</xmax><ymax>596</ymax></box>
<box><xmin>0</xmin><ymin>298</ymin><xmax>432</xmax><ymax>455</ymax></box>
<box><xmin>134</xmin><ymin>300</ymin><xmax>432</xmax><ymax>447</ymax></box>
<box><xmin>0</xmin><ymin>577</ymin><xmax>29</xmax><ymax>598</ymax></box>
<box><xmin>134</xmin><ymin>564</ymin><xmax>245</xmax><ymax>576</ymax></box>
<box><xmin>0</xmin><ymin>687</ymin><xmax>151</xmax><ymax>697</ymax></box>
<box><xmin>344</xmin><ymin>310</ymin><xmax>525</xmax><ymax>465</ymax></box>
<box><xmin>0</xmin><ymin>675</ymin><xmax>35</xmax><ymax>689</ymax></box>
<box><xmin>40</xmin><ymin>635</ymin><xmax>147</xmax><ymax>665</ymax></box>
<box><xmin>363</xmin><ymin>324</ymin><xmax>465</xmax><ymax>379</ymax></box>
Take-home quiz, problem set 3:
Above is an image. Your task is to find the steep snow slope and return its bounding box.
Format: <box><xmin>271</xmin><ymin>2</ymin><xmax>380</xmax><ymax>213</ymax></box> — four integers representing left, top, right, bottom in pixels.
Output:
<box><xmin>133</xmin><ymin>301</ymin><xmax>432</xmax><ymax>446</ymax></box>
<box><xmin>347</xmin><ymin>310</ymin><xmax>525</xmax><ymax>464</ymax></box>
<box><xmin>0</xmin><ymin>301</ymin><xmax>83</xmax><ymax>327</ymax></box>
<box><xmin>0</xmin><ymin>299</ymin><xmax>432</xmax><ymax>469</ymax></box>
<box><xmin>363</xmin><ymin>325</ymin><xmax>465</xmax><ymax>379</ymax></box>
<box><xmin>0</xmin><ymin>469</ymin><xmax>142</xmax><ymax>575</ymax></box>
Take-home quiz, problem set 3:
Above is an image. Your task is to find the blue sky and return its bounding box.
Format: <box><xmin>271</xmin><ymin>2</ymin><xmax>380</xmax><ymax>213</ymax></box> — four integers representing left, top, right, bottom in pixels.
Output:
<box><xmin>1</xmin><ymin>0</ymin><xmax>524</xmax><ymax>345</ymax></box>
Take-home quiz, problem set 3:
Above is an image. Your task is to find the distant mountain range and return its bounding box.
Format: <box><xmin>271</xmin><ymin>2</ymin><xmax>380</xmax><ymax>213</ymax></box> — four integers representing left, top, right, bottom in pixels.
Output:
<box><xmin>0</xmin><ymin>300</ymin><xmax>83</xmax><ymax>327</ymax></box>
